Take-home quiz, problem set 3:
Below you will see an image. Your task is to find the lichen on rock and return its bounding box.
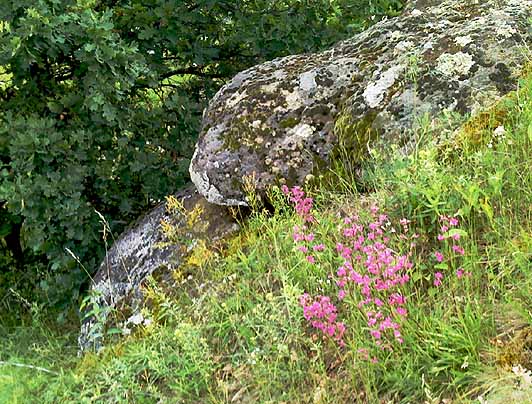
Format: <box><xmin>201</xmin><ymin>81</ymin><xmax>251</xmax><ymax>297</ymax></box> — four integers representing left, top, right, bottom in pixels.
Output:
<box><xmin>190</xmin><ymin>0</ymin><xmax>532</xmax><ymax>206</ymax></box>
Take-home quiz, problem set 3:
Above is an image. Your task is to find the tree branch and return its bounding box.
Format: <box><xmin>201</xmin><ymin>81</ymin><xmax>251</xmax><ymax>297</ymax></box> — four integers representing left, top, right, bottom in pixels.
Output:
<box><xmin>158</xmin><ymin>67</ymin><xmax>225</xmax><ymax>80</ymax></box>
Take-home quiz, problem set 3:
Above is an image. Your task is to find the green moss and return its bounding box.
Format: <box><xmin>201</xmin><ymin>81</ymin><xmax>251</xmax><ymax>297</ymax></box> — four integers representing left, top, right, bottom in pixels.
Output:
<box><xmin>316</xmin><ymin>109</ymin><xmax>379</xmax><ymax>192</ymax></box>
<box><xmin>279</xmin><ymin>116</ymin><xmax>299</xmax><ymax>129</ymax></box>
<box><xmin>332</xmin><ymin>109</ymin><xmax>378</xmax><ymax>163</ymax></box>
<box><xmin>453</xmin><ymin>89</ymin><xmax>517</xmax><ymax>151</ymax></box>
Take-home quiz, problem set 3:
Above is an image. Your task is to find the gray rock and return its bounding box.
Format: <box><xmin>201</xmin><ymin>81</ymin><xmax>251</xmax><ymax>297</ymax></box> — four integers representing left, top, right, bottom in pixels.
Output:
<box><xmin>78</xmin><ymin>185</ymin><xmax>239</xmax><ymax>351</ymax></box>
<box><xmin>190</xmin><ymin>0</ymin><xmax>532</xmax><ymax>206</ymax></box>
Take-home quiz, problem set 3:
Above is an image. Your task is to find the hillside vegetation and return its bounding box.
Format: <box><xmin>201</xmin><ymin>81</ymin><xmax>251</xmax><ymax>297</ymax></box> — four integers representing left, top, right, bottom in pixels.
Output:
<box><xmin>0</xmin><ymin>0</ymin><xmax>403</xmax><ymax>312</ymax></box>
<box><xmin>1</xmin><ymin>62</ymin><xmax>531</xmax><ymax>403</ymax></box>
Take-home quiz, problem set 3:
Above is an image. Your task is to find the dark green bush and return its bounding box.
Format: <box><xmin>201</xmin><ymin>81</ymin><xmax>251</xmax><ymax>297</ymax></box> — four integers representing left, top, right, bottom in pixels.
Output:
<box><xmin>0</xmin><ymin>0</ymin><xmax>404</xmax><ymax>312</ymax></box>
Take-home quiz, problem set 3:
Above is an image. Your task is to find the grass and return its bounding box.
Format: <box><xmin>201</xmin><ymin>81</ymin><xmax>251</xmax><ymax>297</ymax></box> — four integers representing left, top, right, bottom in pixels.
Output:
<box><xmin>1</xmin><ymin>68</ymin><xmax>532</xmax><ymax>403</ymax></box>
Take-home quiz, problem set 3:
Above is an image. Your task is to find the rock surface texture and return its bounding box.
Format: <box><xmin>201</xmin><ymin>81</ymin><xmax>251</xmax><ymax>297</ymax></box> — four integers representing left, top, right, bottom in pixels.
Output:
<box><xmin>190</xmin><ymin>0</ymin><xmax>532</xmax><ymax>206</ymax></box>
<box><xmin>79</xmin><ymin>185</ymin><xmax>239</xmax><ymax>351</ymax></box>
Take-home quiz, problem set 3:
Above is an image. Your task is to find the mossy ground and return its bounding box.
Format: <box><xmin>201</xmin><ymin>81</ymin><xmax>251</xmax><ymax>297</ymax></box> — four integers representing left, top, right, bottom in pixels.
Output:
<box><xmin>1</xmin><ymin>69</ymin><xmax>532</xmax><ymax>403</ymax></box>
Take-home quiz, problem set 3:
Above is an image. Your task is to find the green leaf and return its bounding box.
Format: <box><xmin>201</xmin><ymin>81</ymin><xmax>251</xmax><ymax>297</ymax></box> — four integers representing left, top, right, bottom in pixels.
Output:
<box><xmin>481</xmin><ymin>200</ymin><xmax>494</xmax><ymax>222</ymax></box>
<box><xmin>446</xmin><ymin>229</ymin><xmax>468</xmax><ymax>239</ymax></box>
<box><xmin>47</xmin><ymin>101</ymin><xmax>63</xmax><ymax>114</ymax></box>
<box><xmin>106</xmin><ymin>328</ymin><xmax>123</xmax><ymax>335</ymax></box>
<box><xmin>0</xmin><ymin>221</ymin><xmax>13</xmax><ymax>238</ymax></box>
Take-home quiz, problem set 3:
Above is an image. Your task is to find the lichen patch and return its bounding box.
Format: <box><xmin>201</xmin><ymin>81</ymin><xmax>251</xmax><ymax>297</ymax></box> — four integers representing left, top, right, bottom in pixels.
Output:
<box><xmin>436</xmin><ymin>52</ymin><xmax>475</xmax><ymax>77</ymax></box>
<box><xmin>289</xmin><ymin>123</ymin><xmax>315</xmax><ymax>139</ymax></box>
<box><xmin>455</xmin><ymin>35</ymin><xmax>473</xmax><ymax>47</ymax></box>
<box><xmin>299</xmin><ymin>71</ymin><xmax>318</xmax><ymax>92</ymax></box>
<box><xmin>363</xmin><ymin>65</ymin><xmax>403</xmax><ymax>108</ymax></box>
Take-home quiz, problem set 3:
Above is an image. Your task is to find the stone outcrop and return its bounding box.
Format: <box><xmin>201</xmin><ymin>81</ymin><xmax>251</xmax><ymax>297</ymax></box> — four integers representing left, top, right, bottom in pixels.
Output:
<box><xmin>78</xmin><ymin>185</ymin><xmax>239</xmax><ymax>351</ymax></box>
<box><xmin>190</xmin><ymin>0</ymin><xmax>532</xmax><ymax>206</ymax></box>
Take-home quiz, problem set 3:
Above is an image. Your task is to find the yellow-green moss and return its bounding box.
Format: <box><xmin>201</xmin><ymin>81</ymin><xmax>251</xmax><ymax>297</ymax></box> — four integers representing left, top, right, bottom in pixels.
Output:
<box><xmin>279</xmin><ymin>116</ymin><xmax>299</xmax><ymax>129</ymax></box>
<box><xmin>497</xmin><ymin>327</ymin><xmax>532</xmax><ymax>370</ymax></box>
<box><xmin>332</xmin><ymin>109</ymin><xmax>378</xmax><ymax>163</ymax></box>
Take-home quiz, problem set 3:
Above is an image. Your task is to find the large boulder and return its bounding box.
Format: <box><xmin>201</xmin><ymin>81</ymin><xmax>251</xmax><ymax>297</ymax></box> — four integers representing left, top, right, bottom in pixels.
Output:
<box><xmin>190</xmin><ymin>0</ymin><xmax>532</xmax><ymax>206</ymax></box>
<box><xmin>78</xmin><ymin>185</ymin><xmax>239</xmax><ymax>351</ymax></box>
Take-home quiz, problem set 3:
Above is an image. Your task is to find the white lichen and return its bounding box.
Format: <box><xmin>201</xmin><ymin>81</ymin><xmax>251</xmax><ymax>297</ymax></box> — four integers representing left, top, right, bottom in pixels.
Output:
<box><xmin>494</xmin><ymin>22</ymin><xmax>517</xmax><ymax>39</ymax></box>
<box><xmin>395</xmin><ymin>40</ymin><xmax>415</xmax><ymax>54</ymax></box>
<box><xmin>436</xmin><ymin>52</ymin><xmax>475</xmax><ymax>77</ymax></box>
<box><xmin>299</xmin><ymin>71</ymin><xmax>317</xmax><ymax>92</ymax></box>
<box><xmin>226</xmin><ymin>89</ymin><xmax>249</xmax><ymax>108</ymax></box>
<box><xmin>289</xmin><ymin>123</ymin><xmax>314</xmax><ymax>139</ymax></box>
<box><xmin>455</xmin><ymin>35</ymin><xmax>473</xmax><ymax>47</ymax></box>
<box><xmin>189</xmin><ymin>148</ymin><xmax>247</xmax><ymax>206</ymax></box>
<box><xmin>363</xmin><ymin>65</ymin><xmax>403</xmax><ymax>108</ymax></box>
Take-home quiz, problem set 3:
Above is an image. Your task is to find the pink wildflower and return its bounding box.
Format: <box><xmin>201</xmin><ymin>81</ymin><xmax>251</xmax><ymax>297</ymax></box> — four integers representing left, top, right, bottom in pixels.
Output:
<box><xmin>306</xmin><ymin>255</ymin><xmax>315</xmax><ymax>264</ymax></box>
<box><xmin>337</xmin><ymin>266</ymin><xmax>346</xmax><ymax>277</ymax></box>
<box><xmin>434</xmin><ymin>271</ymin><xmax>444</xmax><ymax>287</ymax></box>
<box><xmin>396</xmin><ymin>307</ymin><xmax>407</xmax><ymax>316</ymax></box>
<box><xmin>389</xmin><ymin>293</ymin><xmax>406</xmax><ymax>306</ymax></box>
<box><xmin>456</xmin><ymin>268</ymin><xmax>471</xmax><ymax>278</ymax></box>
<box><xmin>297</xmin><ymin>245</ymin><xmax>309</xmax><ymax>253</ymax></box>
<box><xmin>299</xmin><ymin>293</ymin><xmax>310</xmax><ymax>306</ymax></box>
<box><xmin>434</xmin><ymin>251</ymin><xmax>444</xmax><ymax>262</ymax></box>
<box><xmin>370</xmin><ymin>330</ymin><xmax>382</xmax><ymax>339</ymax></box>
<box><xmin>452</xmin><ymin>245</ymin><xmax>465</xmax><ymax>255</ymax></box>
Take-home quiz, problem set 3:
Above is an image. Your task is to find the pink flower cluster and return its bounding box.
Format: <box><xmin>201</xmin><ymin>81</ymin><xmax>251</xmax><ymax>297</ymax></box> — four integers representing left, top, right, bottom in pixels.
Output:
<box><xmin>281</xmin><ymin>185</ymin><xmax>314</xmax><ymax>223</ymax></box>
<box><xmin>432</xmin><ymin>215</ymin><xmax>471</xmax><ymax>286</ymax></box>
<box><xmin>283</xmin><ymin>187</ymin><xmax>413</xmax><ymax>351</ymax></box>
<box><xmin>299</xmin><ymin>294</ymin><xmax>346</xmax><ymax>346</ymax></box>
<box><xmin>283</xmin><ymin>186</ymin><xmax>473</xmax><ymax>358</ymax></box>
<box><xmin>335</xmin><ymin>207</ymin><xmax>411</xmax><ymax>348</ymax></box>
<box><xmin>283</xmin><ymin>185</ymin><xmax>324</xmax><ymax>264</ymax></box>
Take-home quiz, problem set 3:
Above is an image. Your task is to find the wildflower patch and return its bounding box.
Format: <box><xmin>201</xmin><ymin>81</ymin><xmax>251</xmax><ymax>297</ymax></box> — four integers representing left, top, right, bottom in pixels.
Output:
<box><xmin>283</xmin><ymin>186</ymin><xmax>472</xmax><ymax>361</ymax></box>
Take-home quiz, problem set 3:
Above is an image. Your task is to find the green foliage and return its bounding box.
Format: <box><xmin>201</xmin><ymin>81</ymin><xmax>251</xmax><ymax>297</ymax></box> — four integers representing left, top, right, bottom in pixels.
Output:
<box><xmin>0</xmin><ymin>0</ymin><xmax>404</xmax><ymax>311</ymax></box>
